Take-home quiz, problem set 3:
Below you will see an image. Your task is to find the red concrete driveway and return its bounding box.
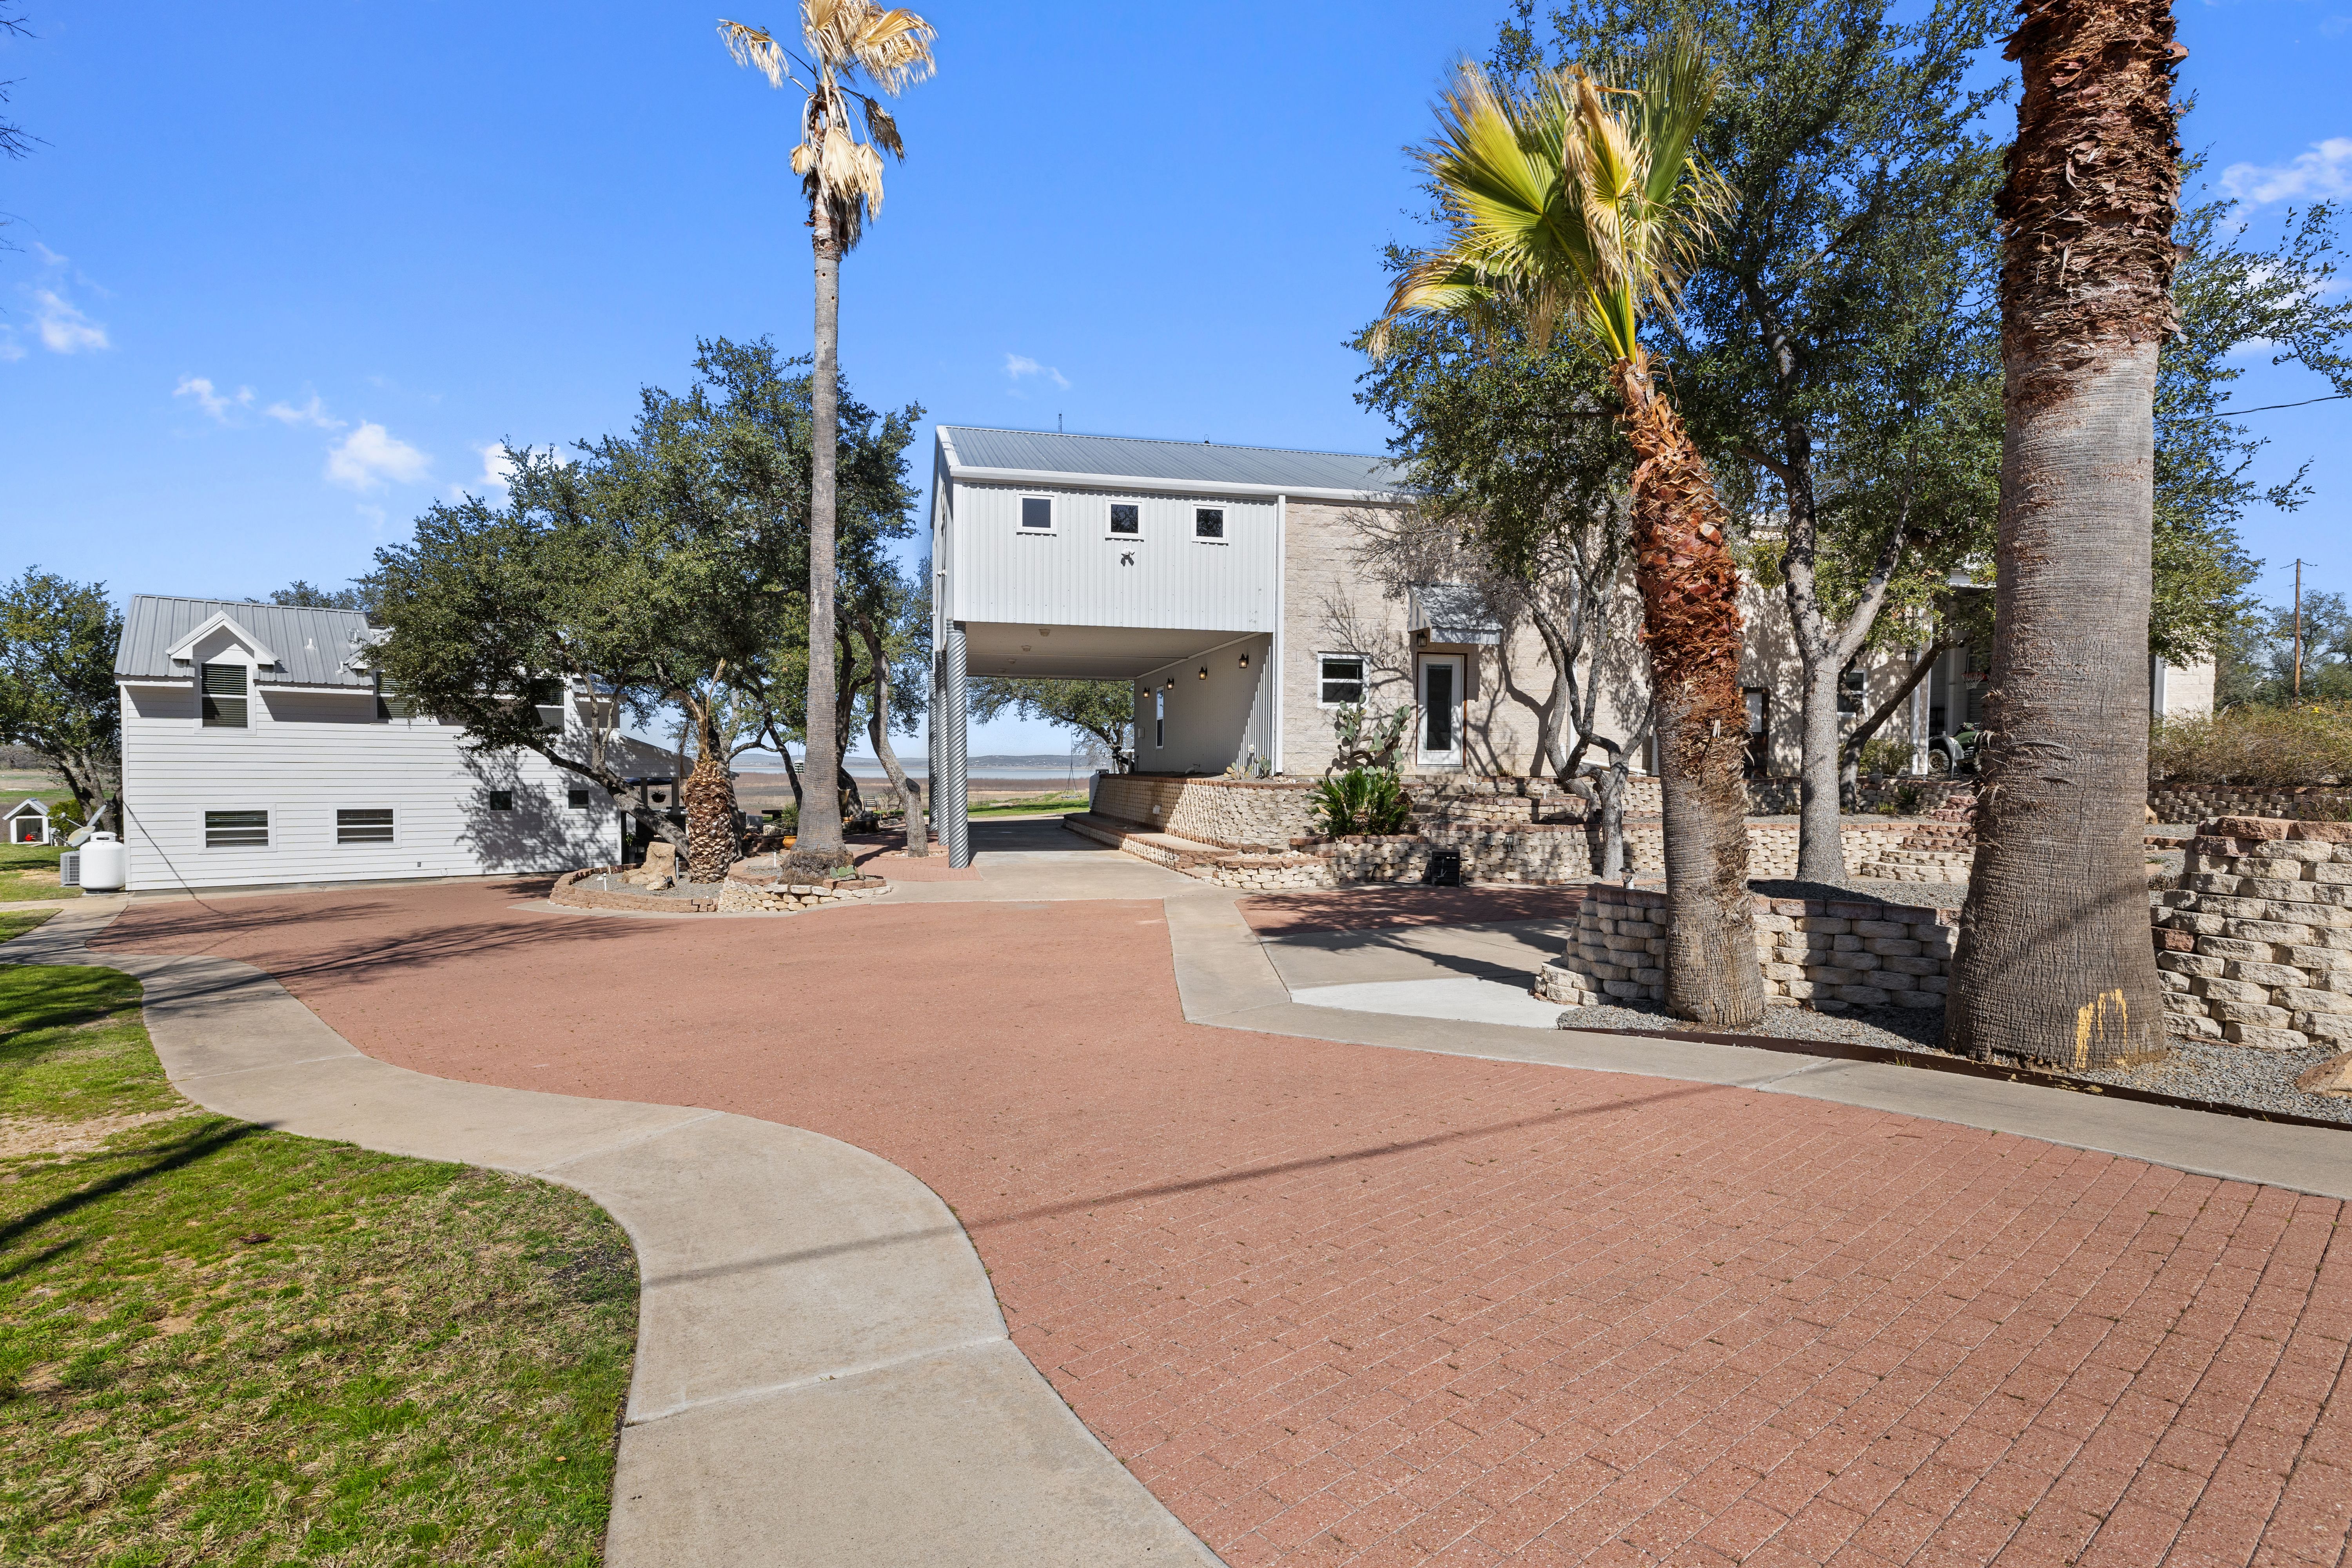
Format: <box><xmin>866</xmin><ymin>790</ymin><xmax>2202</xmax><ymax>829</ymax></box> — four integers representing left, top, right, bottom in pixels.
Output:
<box><xmin>100</xmin><ymin>884</ymin><xmax>2352</xmax><ymax>1567</ymax></box>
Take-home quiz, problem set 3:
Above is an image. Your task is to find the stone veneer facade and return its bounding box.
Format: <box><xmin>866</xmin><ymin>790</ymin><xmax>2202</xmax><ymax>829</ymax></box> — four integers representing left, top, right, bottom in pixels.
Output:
<box><xmin>1539</xmin><ymin>882</ymin><xmax>1956</xmax><ymax>1013</ymax></box>
<box><xmin>2154</xmin><ymin>816</ymin><xmax>2352</xmax><ymax>1049</ymax></box>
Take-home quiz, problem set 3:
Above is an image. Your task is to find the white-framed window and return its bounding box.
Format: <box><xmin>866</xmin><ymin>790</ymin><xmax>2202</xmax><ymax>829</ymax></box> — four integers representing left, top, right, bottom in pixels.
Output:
<box><xmin>487</xmin><ymin>789</ymin><xmax>515</xmax><ymax>812</ymax></box>
<box><xmin>337</xmin><ymin>808</ymin><xmax>395</xmax><ymax>845</ymax></box>
<box><xmin>1318</xmin><ymin>655</ymin><xmax>1365</xmax><ymax>708</ymax></box>
<box><xmin>568</xmin><ymin>786</ymin><xmax>592</xmax><ymax>810</ymax></box>
<box><xmin>204</xmin><ymin>809</ymin><xmax>270</xmax><ymax>848</ymax></box>
<box><xmin>1154</xmin><ymin>688</ymin><xmax>1165</xmax><ymax>749</ymax></box>
<box><xmin>1194</xmin><ymin>506</ymin><xmax>1225</xmax><ymax>540</ymax></box>
<box><xmin>1020</xmin><ymin>496</ymin><xmax>1054</xmax><ymax>530</ymax></box>
<box><xmin>1109</xmin><ymin>502</ymin><xmax>1141</xmax><ymax>537</ymax></box>
<box><xmin>201</xmin><ymin>662</ymin><xmax>249</xmax><ymax>728</ymax></box>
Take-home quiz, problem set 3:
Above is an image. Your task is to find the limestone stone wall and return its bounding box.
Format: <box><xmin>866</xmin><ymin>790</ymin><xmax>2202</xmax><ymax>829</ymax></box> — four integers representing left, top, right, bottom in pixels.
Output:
<box><xmin>2154</xmin><ymin>816</ymin><xmax>2352</xmax><ymax>1049</ymax></box>
<box><xmin>1092</xmin><ymin>774</ymin><xmax>1317</xmax><ymax>849</ymax></box>
<box><xmin>1540</xmin><ymin>883</ymin><xmax>1955</xmax><ymax>1013</ymax></box>
<box><xmin>2147</xmin><ymin>785</ymin><xmax>2352</xmax><ymax>826</ymax></box>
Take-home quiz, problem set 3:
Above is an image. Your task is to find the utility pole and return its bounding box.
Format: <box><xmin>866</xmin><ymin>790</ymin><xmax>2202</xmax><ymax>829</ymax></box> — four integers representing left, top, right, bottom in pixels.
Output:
<box><xmin>2294</xmin><ymin>559</ymin><xmax>2305</xmax><ymax>702</ymax></box>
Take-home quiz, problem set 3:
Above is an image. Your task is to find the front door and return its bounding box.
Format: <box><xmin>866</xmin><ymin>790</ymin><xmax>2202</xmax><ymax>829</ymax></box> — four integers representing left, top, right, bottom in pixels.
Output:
<box><xmin>1417</xmin><ymin>654</ymin><xmax>1464</xmax><ymax>768</ymax></box>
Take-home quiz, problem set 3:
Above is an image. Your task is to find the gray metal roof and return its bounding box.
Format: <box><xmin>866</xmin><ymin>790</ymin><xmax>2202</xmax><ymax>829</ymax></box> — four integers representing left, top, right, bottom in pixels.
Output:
<box><xmin>939</xmin><ymin>425</ymin><xmax>1405</xmax><ymax>496</ymax></box>
<box><xmin>115</xmin><ymin>595</ymin><xmax>376</xmax><ymax>687</ymax></box>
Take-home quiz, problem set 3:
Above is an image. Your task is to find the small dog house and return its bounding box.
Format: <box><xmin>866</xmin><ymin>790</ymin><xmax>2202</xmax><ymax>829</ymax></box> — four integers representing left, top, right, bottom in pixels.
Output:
<box><xmin>7</xmin><ymin>798</ymin><xmax>53</xmax><ymax>847</ymax></box>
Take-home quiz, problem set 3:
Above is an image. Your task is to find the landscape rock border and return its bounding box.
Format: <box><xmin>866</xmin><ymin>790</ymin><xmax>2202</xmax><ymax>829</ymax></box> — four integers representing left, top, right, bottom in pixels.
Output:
<box><xmin>550</xmin><ymin>864</ymin><xmax>891</xmax><ymax>915</ymax></box>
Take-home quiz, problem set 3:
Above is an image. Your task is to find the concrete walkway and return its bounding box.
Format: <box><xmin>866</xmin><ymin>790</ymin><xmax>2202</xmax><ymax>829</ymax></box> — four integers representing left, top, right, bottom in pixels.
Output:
<box><xmin>1</xmin><ymin>902</ymin><xmax>1217</xmax><ymax>1567</ymax></box>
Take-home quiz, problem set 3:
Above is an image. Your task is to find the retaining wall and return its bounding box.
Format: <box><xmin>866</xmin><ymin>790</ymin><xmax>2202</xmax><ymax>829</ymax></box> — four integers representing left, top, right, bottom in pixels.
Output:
<box><xmin>2154</xmin><ymin>816</ymin><xmax>2352</xmax><ymax>1049</ymax></box>
<box><xmin>2147</xmin><ymin>785</ymin><xmax>2352</xmax><ymax>826</ymax></box>
<box><xmin>1540</xmin><ymin>882</ymin><xmax>1956</xmax><ymax>1013</ymax></box>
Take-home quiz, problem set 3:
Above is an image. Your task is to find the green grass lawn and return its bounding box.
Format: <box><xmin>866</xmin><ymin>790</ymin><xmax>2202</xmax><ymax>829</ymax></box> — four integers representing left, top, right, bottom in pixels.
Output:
<box><xmin>0</xmin><ymin>838</ymin><xmax>78</xmax><ymax>903</ymax></box>
<box><xmin>0</xmin><ymin>910</ymin><xmax>57</xmax><ymax>944</ymax></box>
<box><xmin>967</xmin><ymin>792</ymin><xmax>1092</xmax><ymax>818</ymax></box>
<box><xmin>0</xmin><ymin>961</ymin><xmax>638</xmax><ymax>1565</ymax></box>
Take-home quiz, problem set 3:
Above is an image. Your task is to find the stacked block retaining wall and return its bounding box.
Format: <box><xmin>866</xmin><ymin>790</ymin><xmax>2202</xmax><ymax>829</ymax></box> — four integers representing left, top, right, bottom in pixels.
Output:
<box><xmin>1540</xmin><ymin>883</ymin><xmax>1956</xmax><ymax>1013</ymax></box>
<box><xmin>2154</xmin><ymin>817</ymin><xmax>2352</xmax><ymax>1049</ymax></box>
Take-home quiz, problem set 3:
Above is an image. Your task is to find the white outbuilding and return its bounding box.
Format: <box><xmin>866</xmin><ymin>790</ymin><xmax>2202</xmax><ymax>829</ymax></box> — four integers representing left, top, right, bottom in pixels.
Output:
<box><xmin>113</xmin><ymin>596</ymin><xmax>629</xmax><ymax>893</ymax></box>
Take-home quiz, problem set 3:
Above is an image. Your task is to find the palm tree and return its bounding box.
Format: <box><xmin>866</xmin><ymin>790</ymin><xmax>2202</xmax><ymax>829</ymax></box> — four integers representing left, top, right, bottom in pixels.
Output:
<box><xmin>721</xmin><ymin>2</ymin><xmax>935</xmax><ymax>860</ymax></box>
<box><xmin>1377</xmin><ymin>45</ymin><xmax>1764</xmax><ymax>1027</ymax></box>
<box><xmin>1942</xmin><ymin>2</ymin><xmax>2182</xmax><ymax>1069</ymax></box>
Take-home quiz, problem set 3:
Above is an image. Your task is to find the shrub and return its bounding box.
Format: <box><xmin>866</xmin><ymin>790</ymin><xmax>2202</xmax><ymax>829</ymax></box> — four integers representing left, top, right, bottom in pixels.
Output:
<box><xmin>2148</xmin><ymin>701</ymin><xmax>2352</xmax><ymax>786</ymax></box>
<box><xmin>776</xmin><ymin>846</ymin><xmax>855</xmax><ymax>884</ymax></box>
<box><xmin>1856</xmin><ymin>737</ymin><xmax>1916</xmax><ymax>777</ymax></box>
<box><xmin>1311</xmin><ymin>769</ymin><xmax>1414</xmax><ymax>837</ymax></box>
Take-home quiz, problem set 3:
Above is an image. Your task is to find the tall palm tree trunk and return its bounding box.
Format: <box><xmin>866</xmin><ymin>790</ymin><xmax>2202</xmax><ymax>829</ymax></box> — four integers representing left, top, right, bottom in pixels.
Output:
<box><xmin>800</xmin><ymin>202</ymin><xmax>847</xmax><ymax>858</ymax></box>
<box><xmin>1614</xmin><ymin>354</ymin><xmax>1765</xmax><ymax>1027</ymax></box>
<box><xmin>681</xmin><ymin>697</ymin><xmax>741</xmax><ymax>884</ymax></box>
<box><xmin>1944</xmin><ymin>0</ymin><xmax>2180</xmax><ymax>1069</ymax></box>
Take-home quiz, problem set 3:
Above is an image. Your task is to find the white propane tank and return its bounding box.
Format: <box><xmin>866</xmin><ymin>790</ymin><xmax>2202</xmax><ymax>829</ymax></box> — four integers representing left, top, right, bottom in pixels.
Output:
<box><xmin>79</xmin><ymin>831</ymin><xmax>129</xmax><ymax>892</ymax></box>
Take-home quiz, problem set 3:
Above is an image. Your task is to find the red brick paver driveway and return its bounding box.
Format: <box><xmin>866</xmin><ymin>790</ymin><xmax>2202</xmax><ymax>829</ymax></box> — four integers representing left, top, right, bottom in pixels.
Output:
<box><xmin>100</xmin><ymin>884</ymin><xmax>2352</xmax><ymax>1567</ymax></box>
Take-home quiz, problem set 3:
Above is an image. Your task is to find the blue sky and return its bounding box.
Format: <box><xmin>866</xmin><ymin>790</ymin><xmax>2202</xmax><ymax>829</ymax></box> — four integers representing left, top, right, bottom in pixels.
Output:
<box><xmin>4</xmin><ymin>1</ymin><xmax>2347</xmax><ymax>753</ymax></box>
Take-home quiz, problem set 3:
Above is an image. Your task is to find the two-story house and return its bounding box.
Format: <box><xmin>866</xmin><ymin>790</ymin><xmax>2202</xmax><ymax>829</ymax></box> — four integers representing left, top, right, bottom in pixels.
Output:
<box><xmin>113</xmin><ymin>595</ymin><xmax>623</xmax><ymax>892</ymax></box>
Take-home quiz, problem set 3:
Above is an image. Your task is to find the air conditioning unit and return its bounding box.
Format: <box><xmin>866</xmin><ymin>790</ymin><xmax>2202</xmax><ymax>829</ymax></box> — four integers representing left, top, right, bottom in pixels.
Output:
<box><xmin>58</xmin><ymin>851</ymin><xmax>80</xmax><ymax>887</ymax></box>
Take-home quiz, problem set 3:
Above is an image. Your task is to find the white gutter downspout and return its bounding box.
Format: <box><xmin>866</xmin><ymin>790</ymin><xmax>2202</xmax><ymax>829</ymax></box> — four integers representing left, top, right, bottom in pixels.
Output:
<box><xmin>1272</xmin><ymin>494</ymin><xmax>1287</xmax><ymax>775</ymax></box>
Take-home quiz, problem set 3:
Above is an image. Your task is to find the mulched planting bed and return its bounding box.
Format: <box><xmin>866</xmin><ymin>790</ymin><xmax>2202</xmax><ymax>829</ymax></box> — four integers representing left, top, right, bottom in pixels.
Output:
<box><xmin>1552</xmin><ymin>994</ymin><xmax>2352</xmax><ymax>1127</ymax></box>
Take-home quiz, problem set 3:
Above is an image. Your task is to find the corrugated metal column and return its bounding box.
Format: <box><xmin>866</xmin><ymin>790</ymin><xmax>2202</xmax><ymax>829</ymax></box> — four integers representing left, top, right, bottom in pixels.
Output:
<box><xmin>945</xmin><ymin>621</ymin><xmax>971</xmax><ymax>867</ymax></box>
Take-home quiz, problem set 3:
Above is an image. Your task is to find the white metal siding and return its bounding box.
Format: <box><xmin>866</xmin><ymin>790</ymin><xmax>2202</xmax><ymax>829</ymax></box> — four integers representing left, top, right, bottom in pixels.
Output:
<box><xmin>119</xmin><ymin>682</ymin><xmax>619</xmax><ymax>891</ymax></box>
<box><xmin>949</xmin><ymin>482</ymin><xmax>1274</xmax><ymax>632</ymax></box>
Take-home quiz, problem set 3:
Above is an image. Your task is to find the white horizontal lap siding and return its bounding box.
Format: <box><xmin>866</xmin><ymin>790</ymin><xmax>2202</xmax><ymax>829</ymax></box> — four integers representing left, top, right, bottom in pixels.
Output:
<box><xmin>952</xmin><ymin>482</ymin><xmax>1274</xmax><ymax>632</ymax></box>
<box><xmin>119</xmin><ymin>684</ymin><xmax>617</xmax><ymax>891</ymax></box>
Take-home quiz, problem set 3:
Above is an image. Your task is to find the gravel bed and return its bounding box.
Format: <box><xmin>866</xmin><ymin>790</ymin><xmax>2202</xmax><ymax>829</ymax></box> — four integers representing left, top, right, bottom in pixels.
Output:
<box><xmin>1550</xmin><ymin>996</ymin><xmax>2352</xmax><ymax>1126</ymax></box>
<box><xmin>577</xmin><ymin>873</ymin><xmax>728</xmax><ymax>901</ymax></box>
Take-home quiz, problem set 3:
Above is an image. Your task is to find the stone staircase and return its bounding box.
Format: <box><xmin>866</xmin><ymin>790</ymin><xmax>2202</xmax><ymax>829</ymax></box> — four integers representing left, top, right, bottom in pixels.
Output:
<box><xmin>1852</xmin><ymin>821</ymin><xmax>1975</xmax><ymax>884</ymax></box>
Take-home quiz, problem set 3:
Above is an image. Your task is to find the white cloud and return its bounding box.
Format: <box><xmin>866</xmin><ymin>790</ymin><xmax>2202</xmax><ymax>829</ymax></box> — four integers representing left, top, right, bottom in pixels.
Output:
<box><xmin>266</xmin><ymin>393</ymin><xmax>345</xmax><ymax>430</ymax></box>
<box><xmin>326</xmin><ymin>422</ymin><xmax>431</xmax><ymax>491</ymax></box>
<box><xmin>31</xmin><ymin>289</ymin><xmax>109</xmax><ymax>353</ymax></box>
<box><xmin>174</xmin><ymin>375</ymin><xmax>254</xmax><ymax>421</ymax></box>
<box><xmin>1004</xmin><ymin>352</ymin><xmax>1070</xmax><ymax>391</ymax></box>
<box><xmin>0</xmin><ymin>333</ymin><xmax>23</xmax><ymax>362</ymax></box>
<box><xmin>2221</xmin><ymin>137</ymin><xmax>2352</xmax><ymax>211</ymax></box>
<box><xmin>466</xmin><ymin>441</ymin><xmax>568</xmax><ymax>496</ymax></box>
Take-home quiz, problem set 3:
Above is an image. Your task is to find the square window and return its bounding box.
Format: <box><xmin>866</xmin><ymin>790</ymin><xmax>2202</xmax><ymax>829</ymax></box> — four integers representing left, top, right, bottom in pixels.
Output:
<box><xmin>337</xmin><ymin>808</ymin><xmax>395</xmax><ymax>845</ymax></box>
<box><xmin>1319</xmin><ymin>656</ymin><xmax>1365</xmax><ymax>707</ymax></box>
<box><xmin>568</xmin><ymin>787</ymin><xmax>591</xmax><ymax>810</ymax></box>
<box><xmin>1109</xmin><ymin>503</ymin><xmax>1140</xmax><ymax>535</ymax></box>
<box><xmin>1194</xmin><ymin>507</ymin><xmax>1224</xmax><ymax>539</ymax></box>
<box><xmin>488</xmin><ymin>790</ymin><xmax>514</xmax><ymax>812</ymax></box>
<box><xmin>1020</xmin><ymin>496</ymin><xmax>1053</xmax><ymax>530</ymax></box>
<box><xmin>204</xmin><ymin>809</ymin><xmax>269</xmax><ymax>848</ymax></box>
<box><xmin>1838</xmin><ymin>664</ymin><xmax>1867</xmax><ymax>716</ymax></box>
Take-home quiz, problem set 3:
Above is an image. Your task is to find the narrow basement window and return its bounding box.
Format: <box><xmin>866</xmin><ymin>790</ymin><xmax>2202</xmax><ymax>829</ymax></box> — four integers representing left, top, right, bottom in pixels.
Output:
<box><xmin>1194</xmin><ymin>507</ymin><xmax>1224</xmax><ymax>539</ymax></box>
<box><xmin>487</xmin><ymin>790</ymin><xmax>514</xmax><ymax>812</ymax></box>
<box><xmin>203</xmin><ymin>809</ymin><xmax>269</xmax><ymax>848</ymax></box>
<box><xmin>337</xmin><ymin>808</ymin><xmax>395</xmax><ymax>845</ymax></box>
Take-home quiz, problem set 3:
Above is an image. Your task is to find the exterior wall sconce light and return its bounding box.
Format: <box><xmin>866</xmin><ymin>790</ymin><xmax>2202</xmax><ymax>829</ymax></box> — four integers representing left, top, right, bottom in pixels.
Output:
<box><xmin>1238</xmin><ymin>652</ymin><xmax>1250</xmax><ymax>670</ymax></box>
<box><xmin>1197</xmin><ymin>667</ymin><xmax>1208</xmax><ymax>680</ymax></box>
<box><xmin>1164</xmin><ymin>677</ymin><xmax>1174</xmax><ymax>689</ymax></box>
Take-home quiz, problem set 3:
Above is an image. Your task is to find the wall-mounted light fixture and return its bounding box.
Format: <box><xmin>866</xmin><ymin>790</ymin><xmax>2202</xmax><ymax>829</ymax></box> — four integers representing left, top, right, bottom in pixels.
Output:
<box><xmin>1164</xmin><ymin>677</ymin><xmax>1174</xmax><ymax>689</ymax></box>
<box><xmin>1197</xmin><ymin>666</ymin><xmax>1208</xmax><ymax>680</ymax></box>
<box><xmin>1238</xmin><ymin>651</ymin><xmax>1250</xmax><ymax>670</ymax></box>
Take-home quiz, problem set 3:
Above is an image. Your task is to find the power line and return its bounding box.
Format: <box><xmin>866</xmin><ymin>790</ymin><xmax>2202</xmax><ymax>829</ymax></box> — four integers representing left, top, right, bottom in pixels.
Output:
<box><xmin>2203</xmin><ymin>392</ymin><xmax>2350</xmax><ymax>417</ymax></box>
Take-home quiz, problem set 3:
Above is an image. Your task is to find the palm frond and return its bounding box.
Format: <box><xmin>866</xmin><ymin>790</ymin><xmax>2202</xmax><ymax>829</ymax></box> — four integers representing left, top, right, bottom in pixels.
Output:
<box><xmin>717</xmin><ymin>20</ymin><xmax>791</xmax><ymax>88</ymax></box>
<box><xmin>849</xmin><ymin>7</ymin><xmax>936</xmax><ymax>94</ymax></box>
<box><xmin>863</xmin><ymin>98</ymin><xmax>905</xmax><ymax>160</ymax></box>
<box><xmin>1374</xmin><ymin>40</ymin><xmax>1723</xmax><ymax>368</ymax></box>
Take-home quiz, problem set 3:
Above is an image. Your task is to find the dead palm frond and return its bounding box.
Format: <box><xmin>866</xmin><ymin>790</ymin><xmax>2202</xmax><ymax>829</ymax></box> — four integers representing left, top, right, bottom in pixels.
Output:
<box><xmin>719</xmin><ymin>1</ymin><xmax>936</xmax><ymax>249</ymax></box>
<box><xmin>1374</xmin><ymin>39</ymin><xmax>1729</xmax><ymax>363</ymax></box>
